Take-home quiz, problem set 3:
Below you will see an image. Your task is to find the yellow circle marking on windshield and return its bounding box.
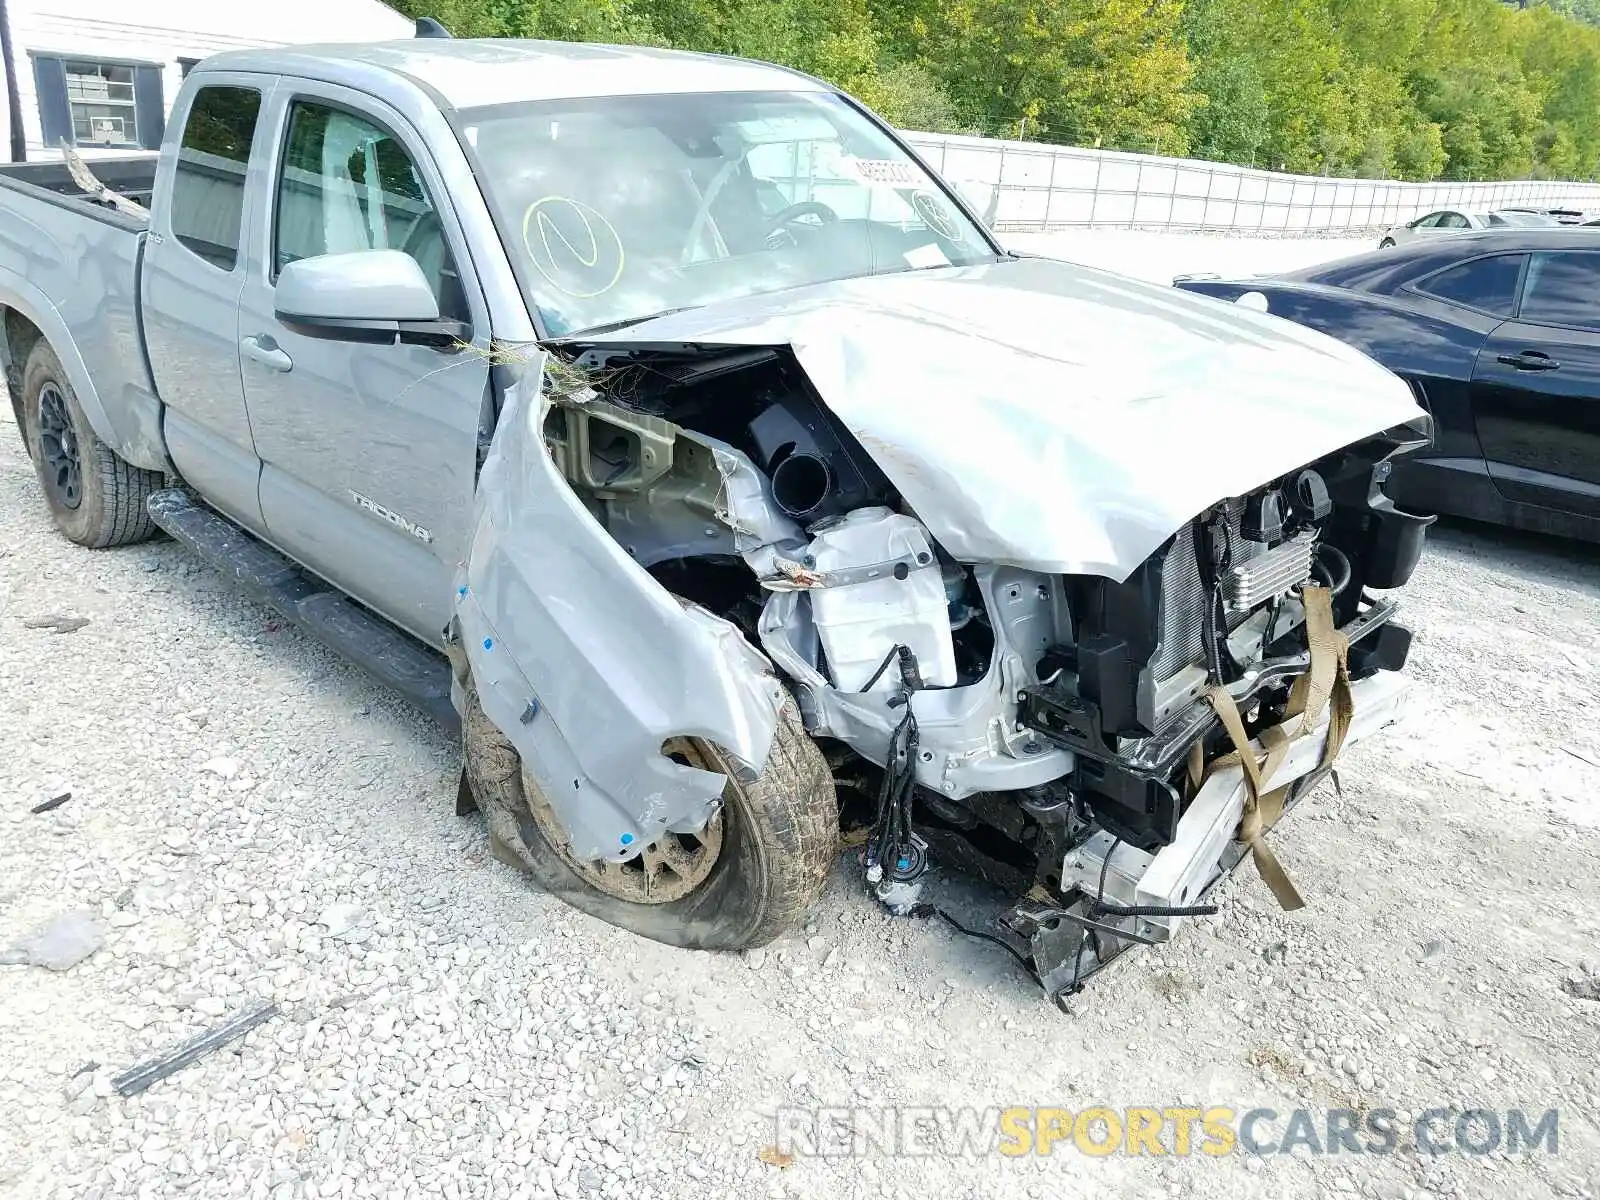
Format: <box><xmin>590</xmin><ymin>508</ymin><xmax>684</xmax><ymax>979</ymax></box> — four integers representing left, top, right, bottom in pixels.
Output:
<box><xmin>522</xmin><ymin>196</ymin><xmax>625</xmax><ymax>298</ymax></box>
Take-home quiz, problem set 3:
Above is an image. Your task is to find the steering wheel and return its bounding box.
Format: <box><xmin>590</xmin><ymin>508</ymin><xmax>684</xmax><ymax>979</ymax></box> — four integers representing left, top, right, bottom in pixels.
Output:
<box><xmin>764</xmin><ymin>200</ymin><xmax>839</xmax><ymax>242</ymax></box>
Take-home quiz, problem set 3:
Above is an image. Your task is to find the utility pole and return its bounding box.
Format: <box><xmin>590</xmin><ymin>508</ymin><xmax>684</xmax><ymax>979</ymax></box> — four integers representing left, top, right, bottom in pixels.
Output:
<box><xmin>0</xmin><ymin>0</ymin><xmax>25</xmax><ymax>162</ymax></box>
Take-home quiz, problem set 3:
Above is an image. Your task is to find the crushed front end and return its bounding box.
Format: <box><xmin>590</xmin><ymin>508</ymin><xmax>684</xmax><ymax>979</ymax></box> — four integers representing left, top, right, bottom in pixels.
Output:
<box><xmin>736</xmin><ymin>417</ymin><xmax>1432</xmax><ymax>1004</ymax></box>
<box><xmin>971</xmin><ymin>432</ymin><xmax>1432</xmax><ymax>1002</ymax></box>
<box><xmin>538</xmin><ymin>265</ymin><xmax>1434</xmax><ymax>1004</ymax></box>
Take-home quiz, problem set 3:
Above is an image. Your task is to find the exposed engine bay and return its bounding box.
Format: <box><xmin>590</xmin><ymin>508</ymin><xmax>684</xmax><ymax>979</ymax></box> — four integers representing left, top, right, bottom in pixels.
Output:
<box><xmin>534</xmin><ymin>336</ymin><xmax>1430</xmax><ymax>1004</ymax></box>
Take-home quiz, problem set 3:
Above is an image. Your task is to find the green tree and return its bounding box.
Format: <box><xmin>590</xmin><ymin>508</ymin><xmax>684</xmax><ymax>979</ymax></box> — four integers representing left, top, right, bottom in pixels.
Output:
<box><xmin>390</xmin><ymin>0</ymin><xmax>1600</xmax><ymax>182</ymax></box>
<box><xmin>1393</xmin><ymin>116</ymin><xmax>1449</xmax><ymax>180</ymax></box>
<box><xmin>926</xmin><ymin>0</ymin><xmax>1199</xmax><ymax>151</ymax></box>
<box><xmin>1185</xmin><ymin>54</ymin><xmax>1269</xmax><ymax>165</ymax></box>
<box><xmin>1415</xmin><ymin>58</ymin><xmax>1542</xmax><ymax>179</ymax></box>
<box><xmin>388</xmin><ymin>0</ymin><xmax>656</xmax><ymax>41</ymax></box>
<box><xmin>857</xmin><ymin>61</ymin><xmax>963</xmax><ymax>132</ymax></box>
<box><xmin>1181</xmin><ymin>0</ymin><xmax>1269</xmax><ymax>165</ymax></box>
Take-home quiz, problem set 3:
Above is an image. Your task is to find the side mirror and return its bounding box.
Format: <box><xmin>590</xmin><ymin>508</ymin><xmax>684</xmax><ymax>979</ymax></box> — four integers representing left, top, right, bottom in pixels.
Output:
<box><xmin>275</xmin><ymin>250</ymin><xmax>466</xmax><ymax>345</ymax></box>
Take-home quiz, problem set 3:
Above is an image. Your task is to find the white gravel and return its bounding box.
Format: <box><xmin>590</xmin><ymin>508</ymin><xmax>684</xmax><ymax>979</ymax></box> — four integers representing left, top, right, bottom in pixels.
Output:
<box><xmin>2</xmin><ymin>240</ymin><xmax>1599</xmax><ymax>1197</ymax></box>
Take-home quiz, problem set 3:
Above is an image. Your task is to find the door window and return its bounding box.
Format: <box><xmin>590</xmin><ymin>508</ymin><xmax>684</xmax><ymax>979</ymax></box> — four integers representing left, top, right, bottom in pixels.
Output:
<box><xmin>1518</xmin><ymin>252</ymin><xmax>1600</xmax><ymax>332</ymax></box>
<box><xmin>1413</xmin><ymin>213</ymin><xmax>1442</xmax><ymax>228</ymax></box>
<box><xmin>1436</xmin><ymin>212</ymin><xmax>1470</xmax><ymax>229</ymax></box>
<box><xmin>1413</xmin><ymin>253</ymin><xmax>1525</xmax><ymax>316</ymax></box>
<box><xmin>274</xmin><ymin>101</ymin><xmax>465</xmax><ymax>319</ymax></box>
<box><xmin>170</xmin><ymin>86</ymin><xmax>261</xmax><ymax>271</ymax></box>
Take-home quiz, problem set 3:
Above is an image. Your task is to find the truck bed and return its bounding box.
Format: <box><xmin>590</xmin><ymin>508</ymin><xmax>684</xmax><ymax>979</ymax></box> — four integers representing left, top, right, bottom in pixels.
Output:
<box><xmin>0</xmin><ymin>155</ymin><xmax>165</xmax><ymax>471</ymax></box>
<box><xmin>0</xmin><ymin>154</ymin><xmax>157</xmax><ymax>211</ymax></box>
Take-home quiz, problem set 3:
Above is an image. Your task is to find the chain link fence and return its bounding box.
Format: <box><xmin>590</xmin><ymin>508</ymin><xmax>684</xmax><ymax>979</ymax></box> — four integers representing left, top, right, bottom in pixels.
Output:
<box><xmin>904</xmin><ymin>130</ymin><xmax>1600</xmax><ymax>234</ymax></box>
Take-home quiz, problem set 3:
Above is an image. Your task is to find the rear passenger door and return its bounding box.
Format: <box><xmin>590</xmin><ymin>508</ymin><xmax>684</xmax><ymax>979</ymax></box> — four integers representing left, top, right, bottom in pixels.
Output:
<box><xmin>1399</xmin><ymin>251</ymin><xmax>1525</xmax><ymax>468</ymax></box>
<box><xmin>142</xmin><ymin>76</ymin><xmax>270</xmax><ymax>533</ymax></box>
<box><xmin>1470</xmin><ymin>249</ymin><xmax>1600</xmax><ymax>517</ymax></box>
<box><xmin>237</xmin><ymin>84</ymin><xmax>489</xmax><ymax>646</ymax></box>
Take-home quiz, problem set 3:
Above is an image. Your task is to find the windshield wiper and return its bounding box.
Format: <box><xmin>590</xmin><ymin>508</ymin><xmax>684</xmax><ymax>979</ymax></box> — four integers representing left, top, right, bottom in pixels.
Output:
<box><xmin>557</xmin><ymin>307</ymin><xmax>698</xmax><ymax>340</ymax></box>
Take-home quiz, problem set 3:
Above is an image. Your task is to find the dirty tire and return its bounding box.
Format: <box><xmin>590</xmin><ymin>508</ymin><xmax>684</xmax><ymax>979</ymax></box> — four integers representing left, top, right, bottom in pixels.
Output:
<box><xmin>21</xmin><ymin>340</ymin><xmax>162</xmax><ymax>548</ymax></box>
<box><xmin>462</xmin><ymin>686</ymin><xmax>839</xmax><ymax>951</ymax></box>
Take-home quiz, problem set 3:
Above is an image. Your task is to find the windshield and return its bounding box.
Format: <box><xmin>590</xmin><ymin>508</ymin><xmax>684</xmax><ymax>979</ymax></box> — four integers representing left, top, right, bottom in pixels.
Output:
<box><xmin>458</xmin><ymin>90</ymin><xmax>997</xmax><ymax>335</ymax></box>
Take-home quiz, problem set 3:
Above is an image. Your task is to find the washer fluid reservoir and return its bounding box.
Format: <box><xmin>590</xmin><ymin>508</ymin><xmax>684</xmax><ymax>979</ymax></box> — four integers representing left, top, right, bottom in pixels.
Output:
<box><xmin>805</xmin><ymin>507</ymin><xmax>958</xmax><ymax>694</ymax></box>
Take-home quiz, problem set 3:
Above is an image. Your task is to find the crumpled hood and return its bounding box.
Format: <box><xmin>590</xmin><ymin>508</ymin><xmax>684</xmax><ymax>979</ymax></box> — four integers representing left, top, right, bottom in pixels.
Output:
<box><xmin>577</xmin><ymin>256</ymin><xmax>1425</xmax><ymax>581</ymax></box>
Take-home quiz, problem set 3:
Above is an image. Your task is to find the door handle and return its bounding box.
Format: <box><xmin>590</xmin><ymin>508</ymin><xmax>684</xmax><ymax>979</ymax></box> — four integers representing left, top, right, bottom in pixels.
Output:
<box><xmin>242</xmin><ymin>334</ymin><xmax>293</xmax><ymax>373</ymax></box>
<box><xmin>1495</xmin><ymin>350</ymin><xmax>1560</xmax><ymax>371</ymax></box>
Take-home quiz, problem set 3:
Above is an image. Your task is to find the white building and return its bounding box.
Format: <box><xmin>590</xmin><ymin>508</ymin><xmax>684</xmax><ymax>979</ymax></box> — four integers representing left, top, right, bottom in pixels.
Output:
<box><xmin>0</xmin><ymin>0</ymin><xmax>414</xmax><ymax>160</ymax></box>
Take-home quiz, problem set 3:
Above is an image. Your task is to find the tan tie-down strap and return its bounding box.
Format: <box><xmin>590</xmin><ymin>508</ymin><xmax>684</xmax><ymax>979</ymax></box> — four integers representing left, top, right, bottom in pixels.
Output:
<box><xmin>1200</xmin><ymin>585</ymin><xmax>1354</xmax><ymax>911</ymax></box>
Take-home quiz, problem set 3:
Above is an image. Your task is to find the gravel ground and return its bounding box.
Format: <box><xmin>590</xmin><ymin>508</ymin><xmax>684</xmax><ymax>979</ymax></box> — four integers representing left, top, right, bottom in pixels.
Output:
<box><xmin>3</xmin><ymin>418</ymin><xmax>1600</xmax><ymax>1196</ymax></box>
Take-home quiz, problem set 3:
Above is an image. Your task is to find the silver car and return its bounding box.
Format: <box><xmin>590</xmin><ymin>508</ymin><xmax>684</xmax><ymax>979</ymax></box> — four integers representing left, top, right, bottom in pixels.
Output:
<box><xmin>1378</xmin><ymin>207</ymin><xmax>1556</xmax><ymax>248</ymax></box>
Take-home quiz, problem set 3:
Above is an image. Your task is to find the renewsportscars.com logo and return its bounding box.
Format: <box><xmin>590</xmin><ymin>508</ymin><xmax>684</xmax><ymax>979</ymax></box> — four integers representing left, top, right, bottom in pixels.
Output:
<box><xmin>774</xmin><ymin>1105</ymin><xmax>1561</xmax><ymax>1159</ymax></box>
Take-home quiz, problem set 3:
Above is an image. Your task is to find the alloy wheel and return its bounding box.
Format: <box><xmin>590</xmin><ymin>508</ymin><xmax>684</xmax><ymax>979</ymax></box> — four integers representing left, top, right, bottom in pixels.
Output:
<box><xmin>37</xmin><ymin>382</ymin><xmax>82</xmax><ymax>510</ymax></box>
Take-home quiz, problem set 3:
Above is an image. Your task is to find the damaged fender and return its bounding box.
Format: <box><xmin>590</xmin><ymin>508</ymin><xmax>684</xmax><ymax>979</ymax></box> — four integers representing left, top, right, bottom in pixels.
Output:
<box><xmin>453</xmin><ymin>353</ymin><xmax>787</xmax><ymax>863</ymax></box>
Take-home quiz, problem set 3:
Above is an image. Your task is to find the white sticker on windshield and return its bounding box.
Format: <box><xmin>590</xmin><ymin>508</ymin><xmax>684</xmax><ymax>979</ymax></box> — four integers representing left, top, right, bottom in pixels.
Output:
<box><xmin>903</xmin><ymin>243</ymin><xmax>950</xmax><ymax>270</ymax></box>
<box><xmin>839</xmin><ymin>157</ymin><xmax>921</xmax><ymax>185</ymax></box>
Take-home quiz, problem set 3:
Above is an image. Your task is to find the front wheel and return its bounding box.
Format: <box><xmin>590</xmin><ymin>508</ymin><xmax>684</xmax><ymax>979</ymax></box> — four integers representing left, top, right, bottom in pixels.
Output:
<box><xmin>462</xmin><ymin>686</ymin><xmax>839</xmax><ymax>950</ymax></box>
<box><xmin>20</xmin><ymin>340</ymin><xmax>162</xmax><ymax>548</ymax></box>
<box><xmin>1378</xmin><ymin>237</ymin><xmax>1396</xmax><ymax>249</ymax></box>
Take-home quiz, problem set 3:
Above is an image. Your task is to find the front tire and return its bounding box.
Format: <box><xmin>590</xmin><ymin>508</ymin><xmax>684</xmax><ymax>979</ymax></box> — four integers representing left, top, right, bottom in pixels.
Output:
<box><xmin>1378</xmin><ymin>237</ymin><xmax>1396</xmax><ymax>249</ymax></box>
<box><xmin>462</xmin><ymin>686</ymin><xmax>839</xmax><ymax>950</ymax></box>
<box><xmin>20</xmin><ymin>340</ymin><xmax>161</xmax><ymax>548</ymax></box>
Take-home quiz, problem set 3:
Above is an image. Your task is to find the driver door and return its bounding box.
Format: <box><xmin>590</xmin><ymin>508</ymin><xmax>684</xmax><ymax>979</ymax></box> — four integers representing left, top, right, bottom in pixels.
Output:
<box><xmin>237</xmin><ymin>83</ymin><xmax>488</xmax><ymax>646</ymax></box>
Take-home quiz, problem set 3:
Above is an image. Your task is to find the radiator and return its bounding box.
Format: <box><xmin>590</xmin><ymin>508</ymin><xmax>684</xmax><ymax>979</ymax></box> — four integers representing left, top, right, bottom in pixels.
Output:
<box><xmin>1150</xmin><ymin>503</ymin><xmax>1314</xmax><ymax>681</ymax></box>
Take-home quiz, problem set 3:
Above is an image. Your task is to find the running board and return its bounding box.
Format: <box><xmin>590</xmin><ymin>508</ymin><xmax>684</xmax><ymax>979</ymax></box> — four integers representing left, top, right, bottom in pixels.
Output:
<box><xmin>146</xmin><ymin>489</ymin><xmax>458</xmax><ymax>732</ymax></box>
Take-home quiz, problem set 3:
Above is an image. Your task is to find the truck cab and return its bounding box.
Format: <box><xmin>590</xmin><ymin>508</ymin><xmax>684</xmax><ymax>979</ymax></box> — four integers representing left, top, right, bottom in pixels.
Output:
<box><xmin>142</xmin><ymin>51</ymin><xmax>520</xmax><ymax>644</ymax></box>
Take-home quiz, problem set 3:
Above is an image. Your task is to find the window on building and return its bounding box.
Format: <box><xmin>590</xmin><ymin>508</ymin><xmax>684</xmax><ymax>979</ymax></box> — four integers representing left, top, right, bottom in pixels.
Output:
<box><xmin>31</xmin><ymin>54</ymin><xmax>165</xmax><ymax>151</ymax></box>
<box><xmin>65</xmin><ymin>61</ymin><xmax>137</xmax><ymax>145</ymax></box>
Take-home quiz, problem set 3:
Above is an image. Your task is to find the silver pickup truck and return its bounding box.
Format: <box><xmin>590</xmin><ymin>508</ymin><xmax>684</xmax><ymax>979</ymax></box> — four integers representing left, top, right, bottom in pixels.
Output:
<box><xmin>0</xmin><ymin>36</ymin><xmax>1434</xmax><ymax>1002</ymax></box>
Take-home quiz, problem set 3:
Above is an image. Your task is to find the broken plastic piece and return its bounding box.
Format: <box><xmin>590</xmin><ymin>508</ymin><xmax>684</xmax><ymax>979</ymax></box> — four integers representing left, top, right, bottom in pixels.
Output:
<box><xmin>31</xmin><ymin>790</ymin><xmax>72</xmax><ymax>814</ymax></box>
<box><xmin>22</xmin><ymin>614</ymin><xmax>90</xmax><ymax>634</ymax></box>
<box><xmin>112</xmin><ymin>1000</ymin><xmax>279</xmax><ymax>1097</ymax></box>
